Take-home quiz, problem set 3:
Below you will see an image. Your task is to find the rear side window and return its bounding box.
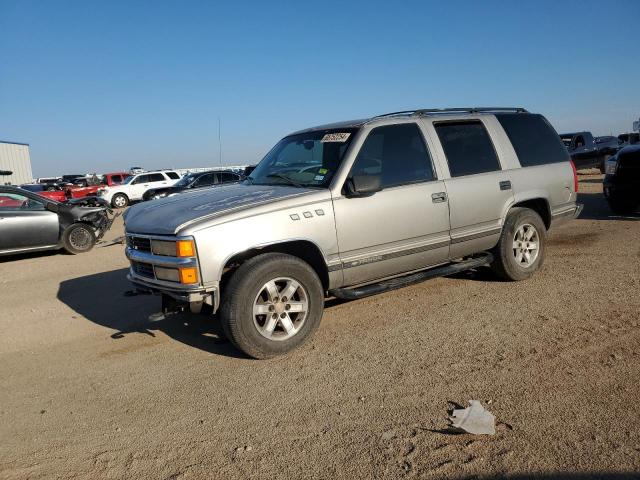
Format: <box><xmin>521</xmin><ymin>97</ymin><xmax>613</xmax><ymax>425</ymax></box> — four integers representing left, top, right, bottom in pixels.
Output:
<box><xmin>218</xmin><ymin>172</ymin><xmax>239</xmax><ymax>183</ymax></box>
<box><xmin>148</xmin><ymin>173</ymin><xmax>165</xmax><ymax>182</ymax></box>
<box><xmin>497</xmin><ymin>114</ymin><xmax>571</xmax><ymax>167</ymax></box>
<box><xmin>350</xmin><ymin>123</ymin><xmax>435</xmax><ymax>189</ymax></box>
<box><xmin>435</xmin><ymin>121</ymin><xmax>501</xmax><ymax>177</ymax></box>
<box><xmin>166</xmin><ymin>171</ymin><xmax>180</xmax><ymax>179</ymax></box>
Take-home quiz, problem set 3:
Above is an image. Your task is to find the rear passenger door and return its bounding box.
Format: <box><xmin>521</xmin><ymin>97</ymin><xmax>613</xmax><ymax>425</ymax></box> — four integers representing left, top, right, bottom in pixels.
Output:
<box><xmin>428</xmin><ymin>119</ymin><xmax>514</xmax><ymax>258</ymax></box>
<box><xmin>333</xmin><ymin>122</ymin><xmax>451</xmax><ymax>285</ymax></box>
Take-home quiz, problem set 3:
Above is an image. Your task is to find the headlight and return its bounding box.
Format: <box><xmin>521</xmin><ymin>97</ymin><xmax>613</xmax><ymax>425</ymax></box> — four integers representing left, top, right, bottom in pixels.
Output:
<box><xmin>151</xmin><ymin>240</ymin><xmax>177</xmax><ymax>256</ymax></box>
<box><xmin>154</xmin><ymin>266</ymin><xmax>180</xmax><ymax>282</ymax></box>
<box><xmin>605</xmin><ymin>158</ymin><xmax>618</xmax><ymax>175</ymax></box>
<box><xmin>150</xmin><ymin>239</ymin><xmax>196</xmax><ymax>257</ymax></box>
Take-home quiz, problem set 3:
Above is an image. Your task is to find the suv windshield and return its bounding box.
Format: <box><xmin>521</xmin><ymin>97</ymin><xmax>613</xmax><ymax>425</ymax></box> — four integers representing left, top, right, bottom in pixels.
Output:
<box><xmin>248</xmin><ymin>129</ymin><xmax>357</xmax><ymax>188</ymax></box>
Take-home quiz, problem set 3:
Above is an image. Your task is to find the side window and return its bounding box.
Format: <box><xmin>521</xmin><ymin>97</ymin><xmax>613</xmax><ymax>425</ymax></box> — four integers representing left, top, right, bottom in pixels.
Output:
<box><xmin>131</xmin><ymin>175</ymin><xmax>148</xmax><ymax>185</ymax></box>
<box><xmin>148</xmin><ymin>173</ymin><xmax>165</xmax><ymax>182</ymax></box>
<box><xmin>0</xmin><ymin>193</ymin><xmax>44</xmax><ymax>211</ymax></box>
<box><xmin>193</xmin><ymin>174</ymin><xmax>215</xmax><ymax>187</ymax></box>
<box><xmin>166</xmin><ymin>171</ymin><xmax>180</xmax><ymax>180</ymax></box>
<box><xmin>111</xmin><ymin>175</ymin><xmax>123</xmax><ymax>184</ymax></box>
<box><xmin>350</xmin><ymin>123</ymin><xmax>435</xmax><ymax>189</ymax></box>
<box><xmin>218</xmin><ymin>172</ymin><xmax>239</xmax><ymax>183</ymax></box>
<box><xmin>434</xmin><ymin>121</ymin><xmax>501</xmax><ymax>177</ymax></box>
<box><xmin>495</xmin><ymin>113</ymin><xmax>570</xmax><ymax>167</ymax></box>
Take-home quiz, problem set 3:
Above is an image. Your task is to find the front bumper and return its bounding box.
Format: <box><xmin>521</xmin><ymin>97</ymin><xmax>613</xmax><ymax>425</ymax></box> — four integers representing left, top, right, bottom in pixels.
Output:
<box><xmin>125</xmin><ymin>241</ymin><xmax>219</xmax><ymax>309</ymax></box>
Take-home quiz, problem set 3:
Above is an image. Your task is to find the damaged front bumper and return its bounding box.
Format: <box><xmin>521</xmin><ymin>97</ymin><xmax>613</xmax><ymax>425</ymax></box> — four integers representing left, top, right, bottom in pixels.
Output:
<box><xmin>125</xmin><ymin>246</ymin><xmax>219</xmax><ymax>311</ymax></box>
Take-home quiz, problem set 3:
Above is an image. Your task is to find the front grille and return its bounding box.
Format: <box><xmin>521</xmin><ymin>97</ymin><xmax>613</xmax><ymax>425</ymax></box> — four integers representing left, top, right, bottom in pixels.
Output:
<box><xmin>128</xmin><ymin>236</ymin><xmax>152</xmax><ymax>253</ymax></box>
<box><xmin>132</xmin><ymin>261</ymin><xmax>155</xmax><ymax>279</ymax></box>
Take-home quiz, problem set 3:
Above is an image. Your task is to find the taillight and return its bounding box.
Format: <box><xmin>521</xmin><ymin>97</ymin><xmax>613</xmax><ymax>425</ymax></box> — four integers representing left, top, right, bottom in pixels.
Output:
<box><xmin>569</xmin><ymin>160</ymin><xmax>578</xmax><ymax>193</ymax></box>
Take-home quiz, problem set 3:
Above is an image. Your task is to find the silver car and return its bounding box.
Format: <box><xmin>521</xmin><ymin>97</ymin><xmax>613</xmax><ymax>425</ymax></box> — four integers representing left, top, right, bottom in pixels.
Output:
<box><xmin>0</xmin><ymin>186</ymin><xmax>115</xmax><ymax>256</ymax></box>
<box><xmin>123</xmin><ymin>107</ymin><xmax>582</xmax><ymax>358</ymax></box>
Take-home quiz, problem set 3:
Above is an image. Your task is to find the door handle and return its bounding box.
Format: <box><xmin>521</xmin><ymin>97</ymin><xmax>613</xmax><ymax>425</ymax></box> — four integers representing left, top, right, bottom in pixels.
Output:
<box><xmin>431</xmin><ymin>192</ymin><xmax>447</xmax><ymax>203</ymax></box>
<box><xmin>499</xmin><ymin>180</ymin><xmax>512</xmax><ymax>191</ymax></box>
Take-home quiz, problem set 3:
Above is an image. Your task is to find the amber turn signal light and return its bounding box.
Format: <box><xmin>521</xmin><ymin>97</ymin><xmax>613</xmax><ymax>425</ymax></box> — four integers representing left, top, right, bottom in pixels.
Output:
<box><xmin>179</xmin><ymin>267</ymin><xmax>198</xmax><ymax>284</ymax></box>
<box><xmin>176</xmin><ymin>239</ymin><xmax>195</xmax><ymax>257</ymax></box>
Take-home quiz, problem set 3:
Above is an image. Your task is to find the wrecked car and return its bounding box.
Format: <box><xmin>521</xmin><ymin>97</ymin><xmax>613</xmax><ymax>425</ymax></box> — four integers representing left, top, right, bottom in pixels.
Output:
<box><xmin>0</xmin><ymin>186</ymin><xmax>117</xmax><ymax>256</ymax></box>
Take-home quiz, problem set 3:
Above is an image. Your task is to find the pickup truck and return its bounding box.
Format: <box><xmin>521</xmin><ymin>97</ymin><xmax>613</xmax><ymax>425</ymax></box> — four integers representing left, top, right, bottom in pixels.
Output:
<box><xmin>123</xmin><ymin>107</ymin><xmax>581</xmax><ymax>359</ymax></box>
<box><xmin>67</xmin><ymin>172</ymin><xmax>130</xmax><ymax>199</ymax></box>
<box><xmin>559</xmin><ymin>131</ymin><xmax>608</xmax><ymax>171</ymax></box>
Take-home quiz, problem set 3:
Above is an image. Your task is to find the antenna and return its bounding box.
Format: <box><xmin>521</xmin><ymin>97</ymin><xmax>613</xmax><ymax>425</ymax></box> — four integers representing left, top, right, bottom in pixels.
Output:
<box><xmin>218</xmin><ymin>117</ymin><xmax>223</xmax><ymax>166</ymax></box>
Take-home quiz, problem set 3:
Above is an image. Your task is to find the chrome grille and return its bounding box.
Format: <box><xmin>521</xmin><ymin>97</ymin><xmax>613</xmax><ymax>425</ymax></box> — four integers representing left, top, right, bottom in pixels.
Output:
<box><xmin>127</xmin><ymin>236</ymin><xmax>152</xmax><ymax>253</ymax></box>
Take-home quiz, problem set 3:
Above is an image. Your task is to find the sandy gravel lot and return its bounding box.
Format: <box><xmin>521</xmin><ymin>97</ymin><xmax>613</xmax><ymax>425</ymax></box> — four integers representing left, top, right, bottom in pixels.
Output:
<box><xmin>1</xmin><ymin>173</ymin><xmax>639</xmax><ymax>479</ymax></box>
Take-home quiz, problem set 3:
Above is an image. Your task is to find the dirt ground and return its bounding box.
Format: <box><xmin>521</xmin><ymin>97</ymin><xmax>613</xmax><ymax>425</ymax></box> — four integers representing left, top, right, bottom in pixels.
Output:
<box><xmin>1</xmin><ymin>173</ymin><xmax>639</xmax><ymax>480</ymax></box>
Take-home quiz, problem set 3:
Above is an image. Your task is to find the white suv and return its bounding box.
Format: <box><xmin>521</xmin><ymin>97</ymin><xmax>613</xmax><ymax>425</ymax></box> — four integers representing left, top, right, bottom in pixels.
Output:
<box><xmin>99</xmin><ymin>170</ymin><xmax>181</xmax><ymax>208</ymax></box>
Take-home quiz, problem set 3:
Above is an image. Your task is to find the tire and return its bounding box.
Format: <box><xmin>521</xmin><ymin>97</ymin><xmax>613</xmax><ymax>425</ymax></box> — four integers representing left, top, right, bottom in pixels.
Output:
<box><xmin>111</xmin><ymin>193</ymin><xmax>129</xmax><ymax>208</ymax></box>
<box><xmin>219</xmin><ymin>253</ymin><xmax>324</xmax><ymax>359</ymax></box>
<box><xmin>490</xmin><ymin>207</ymin><xmax>546</xmax><ymax>281</ymax></box>
<box><xmin>62</xmin><ymin>223</ymin><xmax>96</xmax><ymax>254</ymax></box>
<box><xmin>607</xmin><ymin>195</ymin><xmax>638</xmax><ymax>215</ymax></box>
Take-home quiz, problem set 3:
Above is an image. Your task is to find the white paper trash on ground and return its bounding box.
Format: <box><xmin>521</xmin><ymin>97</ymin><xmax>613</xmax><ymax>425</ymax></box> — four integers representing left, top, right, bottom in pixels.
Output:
<box><xmin>449</xmin><ymin>400</ymin><xmax>496</xmax><ymax>435</ymax></box>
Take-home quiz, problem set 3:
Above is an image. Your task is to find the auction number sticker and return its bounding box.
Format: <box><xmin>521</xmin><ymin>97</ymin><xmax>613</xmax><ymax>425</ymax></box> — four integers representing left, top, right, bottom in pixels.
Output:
<box><xmin>321</xmin><ymin>132</ymin><xmax>351</xmax><ymax>143</ymax></box>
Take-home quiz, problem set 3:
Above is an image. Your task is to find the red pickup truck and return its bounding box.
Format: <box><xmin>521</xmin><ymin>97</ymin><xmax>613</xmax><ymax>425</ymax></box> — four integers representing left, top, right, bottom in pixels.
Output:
<box><xmin>66</xmin><ymin>172</ymin><xmax>130</xmax><ymax>199</ymax></box>
<box><xmin>19</xmin><ymin>184</ymin><xmax>68</xmax><ymax>202</ymax></box>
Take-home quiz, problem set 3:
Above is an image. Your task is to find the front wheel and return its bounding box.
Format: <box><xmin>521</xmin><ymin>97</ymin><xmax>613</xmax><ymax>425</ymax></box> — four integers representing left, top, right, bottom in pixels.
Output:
<box><xmin>490</xmin><ymin>207</ymin><xmax>546</xmax><ymax>281</ymax></box>
<box><xmin>220</xmin><ymin>253</ymin><xmax>324</xmax><ymax>359</ymax></box>
<box><xmin>62</xmin><ymin>223</ymin><xmax>96</xmax><ymax>254</ymax></box>
<box><xmin>111</xmin><ymin>193</ymin><xmax>129</xmax><ymax>208</ymax></box>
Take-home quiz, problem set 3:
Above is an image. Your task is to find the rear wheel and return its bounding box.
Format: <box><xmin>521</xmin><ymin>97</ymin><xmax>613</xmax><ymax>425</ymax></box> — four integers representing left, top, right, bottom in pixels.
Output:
<box><xmin>63</xmin><ymin>223</ymin><xmax>96</xmax><ymax>254</ymax></box>
<box><xmin>490</xmin><ymin>208</ymin><xmax>546</xmax><ymax>281</ymax></box>
<box><xmin>111</xmin><ymin>193</ymin><xmax>129</xmax><ymax>208</ymax></box>
<box><xmin>220</xmin><ymin>253</ymin><xmax>324</xmax><ymax>359</ymax></box>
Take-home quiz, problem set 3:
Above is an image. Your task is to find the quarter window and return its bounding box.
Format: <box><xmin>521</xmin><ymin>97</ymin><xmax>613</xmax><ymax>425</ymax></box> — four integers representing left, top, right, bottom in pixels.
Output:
<box><xmin>435</xmin><ymin>121</ymin><xmax>501</xmax><ymax>177</ymax></box>
<box><xmin>350</xmin><ymin>123</ymin><xmax>435</xmax><ymax>189</ymax></box>
<box><xmin>166</xmin><ymin>171</ymin><xmax>180</xmax><ymax>179</ymax></box>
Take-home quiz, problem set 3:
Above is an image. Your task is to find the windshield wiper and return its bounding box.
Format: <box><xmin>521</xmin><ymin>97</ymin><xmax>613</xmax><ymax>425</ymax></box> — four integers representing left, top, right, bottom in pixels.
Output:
<box><xmin>265</xmin><ymin>173</ymin><xmax>305</xmax><ymax>188</ymax></box>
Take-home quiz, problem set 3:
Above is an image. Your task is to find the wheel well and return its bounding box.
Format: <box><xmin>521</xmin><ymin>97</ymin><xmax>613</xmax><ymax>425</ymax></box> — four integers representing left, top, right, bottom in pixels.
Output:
<box><xmin>221</xmin><ymin>241</ymin><xmax>330</xmax><ymax>291</ymax></box>
<box><xmin>512</xmin><ymin>198</ymin><xmax>551</xmax><ymax>229</ymax></box>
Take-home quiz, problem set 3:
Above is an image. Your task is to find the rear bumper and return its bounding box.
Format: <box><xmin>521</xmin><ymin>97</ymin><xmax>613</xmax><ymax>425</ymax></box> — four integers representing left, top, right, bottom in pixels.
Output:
<box><xmin>550</xmin><ymin>203</ymin><xmax>583</xmax><ymax>227</ymax></box>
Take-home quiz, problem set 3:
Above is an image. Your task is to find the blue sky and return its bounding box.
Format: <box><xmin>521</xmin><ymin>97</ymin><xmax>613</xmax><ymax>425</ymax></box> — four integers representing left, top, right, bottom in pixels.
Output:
<box><xmin>1</xmin><ymin>0</ymin><xmax>639</xmax><ymax>177</ymax></box>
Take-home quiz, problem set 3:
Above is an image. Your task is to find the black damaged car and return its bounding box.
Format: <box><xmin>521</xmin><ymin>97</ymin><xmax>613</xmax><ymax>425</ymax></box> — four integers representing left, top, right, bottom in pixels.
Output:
<box><xmin>0</xmin><ymin>186</ymin><xmax>117</xmax><ymax>256</ymax></box>
<box><xmin>142</xmin><ymin>170</ymin><xmax>242</xmax><ymax>201</ymax></box>
<box><xmin>603</xmin><ymin>144</ymin><xmax>640</xmax><ymax>214</ymax></box>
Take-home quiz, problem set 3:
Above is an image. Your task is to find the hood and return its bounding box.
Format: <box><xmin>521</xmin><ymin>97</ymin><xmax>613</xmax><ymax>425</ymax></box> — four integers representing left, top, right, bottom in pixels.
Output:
<box><xmin>124</xmin><ymin>183</ymin><xmax>316</xmax><ymax>235</ymax></box>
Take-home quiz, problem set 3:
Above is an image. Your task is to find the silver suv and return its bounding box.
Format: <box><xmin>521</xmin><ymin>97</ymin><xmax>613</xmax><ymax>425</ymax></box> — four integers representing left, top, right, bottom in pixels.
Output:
<box><xmin>123</xmin><ymin>108</ymin><xmax>582</xmax><ymax>358</ymax></box>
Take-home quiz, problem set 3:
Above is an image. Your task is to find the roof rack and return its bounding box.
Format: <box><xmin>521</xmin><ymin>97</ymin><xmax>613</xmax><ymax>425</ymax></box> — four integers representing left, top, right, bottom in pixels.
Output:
<box><xmin>374</xmin><ymin>107</ymin><xmax>528</xmax><ymax>119</ymax></box>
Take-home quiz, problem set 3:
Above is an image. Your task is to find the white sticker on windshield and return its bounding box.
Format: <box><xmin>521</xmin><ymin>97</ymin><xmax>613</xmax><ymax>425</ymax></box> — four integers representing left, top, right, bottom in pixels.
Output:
<box><xmin>321</xmin><ymin>132</ymin><xmax>351</xmax><ymax>143</ymax></box>
<box><xmin>314</xmin><ymin>175</ymin><xmax>325</xmax><ymax>181</ymax></box>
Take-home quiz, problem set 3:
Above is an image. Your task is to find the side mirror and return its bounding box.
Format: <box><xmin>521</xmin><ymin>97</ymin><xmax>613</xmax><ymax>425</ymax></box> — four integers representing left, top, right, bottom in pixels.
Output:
<box><xmin>345</xmin><ymin>175</ymin><xmax>382</xmax><ymax>198</ymax></box>
<box><xmin>45</xmin><ymin>202</ymin><xmax>59</xmax><ymax>213</ymax></box>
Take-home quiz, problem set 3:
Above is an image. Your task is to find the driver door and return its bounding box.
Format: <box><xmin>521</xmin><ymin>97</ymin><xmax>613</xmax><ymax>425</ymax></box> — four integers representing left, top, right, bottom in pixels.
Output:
<box><xmin>0</xmin><ymin>193</ymin><xmax>60</xmax><ymax>250</ymax></box>
<box><xmin>332</xmin><ymin>122</ymin><xmax>451</xmax><ymax>286</ymax></box>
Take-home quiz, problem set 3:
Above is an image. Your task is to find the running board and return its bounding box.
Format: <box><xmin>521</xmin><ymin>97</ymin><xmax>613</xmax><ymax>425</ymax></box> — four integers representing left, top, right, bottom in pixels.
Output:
<box><xmin>329</xmin><ymin>252</ymin><xmax>494</xmax><ymax>300</ymax></box>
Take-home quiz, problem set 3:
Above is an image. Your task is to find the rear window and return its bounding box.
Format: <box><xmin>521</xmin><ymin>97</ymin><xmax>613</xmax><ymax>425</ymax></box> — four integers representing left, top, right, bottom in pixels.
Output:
<box><xmin>496</xmin><ymin>113</ymin><xmax>570</xmax><ymax>167</ymax></box>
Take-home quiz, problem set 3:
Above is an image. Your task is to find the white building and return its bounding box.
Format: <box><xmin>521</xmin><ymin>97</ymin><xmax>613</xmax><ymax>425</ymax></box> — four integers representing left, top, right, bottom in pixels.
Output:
<box><xmin>0</xmin><ymin>141</ymin><xmax>33</xmax><ymax>185</ymax></box>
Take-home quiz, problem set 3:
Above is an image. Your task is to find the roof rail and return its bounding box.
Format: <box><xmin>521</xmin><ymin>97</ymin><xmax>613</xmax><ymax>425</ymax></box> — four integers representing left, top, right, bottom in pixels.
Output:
<box><xmin>374</xmin><ymin>107</ymin><xmax>528</xmax><ymax>119</ymax></box>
